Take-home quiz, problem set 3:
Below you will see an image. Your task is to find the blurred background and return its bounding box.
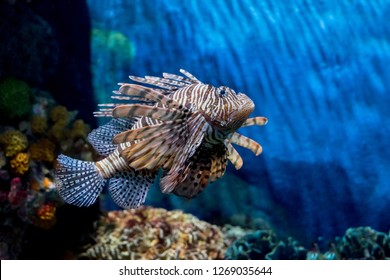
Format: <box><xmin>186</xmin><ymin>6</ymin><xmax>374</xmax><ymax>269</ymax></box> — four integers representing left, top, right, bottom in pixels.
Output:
<box><xmin>0</xmin><ymin>0</ymin><xmax>389</xmax><ymax>259</ymax></box>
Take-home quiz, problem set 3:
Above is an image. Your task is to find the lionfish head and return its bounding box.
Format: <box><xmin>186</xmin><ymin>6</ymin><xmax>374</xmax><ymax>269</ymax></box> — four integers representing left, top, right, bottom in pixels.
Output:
<box><xmin>199</xmin><ymin>84</ymin><xmax>255</xmax><ymax>133</ymax></box>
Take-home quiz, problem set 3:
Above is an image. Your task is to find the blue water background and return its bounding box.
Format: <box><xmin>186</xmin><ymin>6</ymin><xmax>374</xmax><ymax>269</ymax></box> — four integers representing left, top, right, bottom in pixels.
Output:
<box><xmin>87</xmin><ymin>0</ymin><xmax>390</xmax><ymax>243</ymax></box>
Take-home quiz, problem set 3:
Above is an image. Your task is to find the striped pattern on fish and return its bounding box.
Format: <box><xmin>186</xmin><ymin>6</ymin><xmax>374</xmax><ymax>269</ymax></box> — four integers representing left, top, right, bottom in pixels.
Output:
<box><xmin>55</xmin><ymin>69</ymin><xmax>267</xmax><ymax>208</ymax></box>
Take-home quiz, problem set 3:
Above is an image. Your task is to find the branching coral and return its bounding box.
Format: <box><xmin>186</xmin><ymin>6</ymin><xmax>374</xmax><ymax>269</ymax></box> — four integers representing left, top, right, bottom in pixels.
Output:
<box><xmin>0</xmin><ymin>130</ymin><xmax>28</xmax><ymax>157</ymax></box>
<box><xmin>10</xmin><ymin>153</ymin><xmax>30</xmax><ymax>175</ymax></box>
<box><xmin>79</xmin><ymin>207</ymin><xmax>227</xmax><ymax>260</ymax></box>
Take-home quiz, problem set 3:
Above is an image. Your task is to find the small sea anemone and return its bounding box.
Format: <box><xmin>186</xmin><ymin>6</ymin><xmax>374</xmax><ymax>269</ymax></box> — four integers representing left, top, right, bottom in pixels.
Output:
<box><xmin>30</xmin><ymin>115</ymin><xmax>48</xmax><ymax>134</ymax></box>
<box><xmin>0</xmin><ymin>129</ymin><xmax>28</xmax><ymax>157</ymax></box>
<box><xmin>50</xmin><ymin>105</ymin><xmax>69</xmax><ymax>125</ymax></box>
<box><xmin>29</xmin><ymin>138</ymin><xmax>56</xmax><ymax>162</ymax></box>
<box><xmin>0</xmin><ymin>78</ymin><xmax>32</xmax><ymax>120</ymax></box>
<box><xmin>10</xmin><ymin>153</ymin><xmax>30</xmax><ymax>175</ymax></box>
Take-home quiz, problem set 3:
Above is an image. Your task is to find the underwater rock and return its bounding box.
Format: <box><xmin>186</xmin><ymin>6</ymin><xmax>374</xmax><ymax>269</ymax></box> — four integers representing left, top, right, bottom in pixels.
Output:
<box><xmin>79</xmin><ymin>207</ymin><xmax>226</xmax><ymax>260</ymax></box>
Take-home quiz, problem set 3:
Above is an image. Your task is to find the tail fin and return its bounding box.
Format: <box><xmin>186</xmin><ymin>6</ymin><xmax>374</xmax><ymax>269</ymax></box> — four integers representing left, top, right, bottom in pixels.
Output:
<box><xmin>55</xmin><ymin>154</ymin><xmax>106</xmax><ymax>207</ymax></box>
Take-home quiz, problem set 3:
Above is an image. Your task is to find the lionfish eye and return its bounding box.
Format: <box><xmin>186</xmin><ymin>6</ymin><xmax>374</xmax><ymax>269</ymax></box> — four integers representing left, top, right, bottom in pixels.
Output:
<box><xmin>218</xmin><ymin>87</ymin><xmax>227</xmax><ymax>96</ymax></box>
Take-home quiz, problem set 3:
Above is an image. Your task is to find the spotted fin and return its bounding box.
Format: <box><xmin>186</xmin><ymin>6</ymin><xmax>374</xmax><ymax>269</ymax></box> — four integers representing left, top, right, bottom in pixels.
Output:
<box><xmin>55</xmin><ymin>155</ymin><xmax>106</xmax><ymax>207</ymax></box>
<box><xmin>87</xmin><ymin>118</ymin><xmax>135</xmax><ymax>156</ymax></box>
<box><xmin>209</xmin><ymin>147</ymin><xmax>228</xmax><ymax>183</ymax></box>
<box><xmin>160</xmin><ymin>144</ymin><xmax>227</xmax><ymax>198</ymax></box>
<box><xmin>108</xmin><ymin>169</ymin><xmax>155</xmax><ymax>209</ymax></box>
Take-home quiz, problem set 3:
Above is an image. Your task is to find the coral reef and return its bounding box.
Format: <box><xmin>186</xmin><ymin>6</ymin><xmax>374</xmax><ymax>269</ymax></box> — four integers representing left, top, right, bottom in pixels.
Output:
<box><xmin>0</xmin><ymin>81</ymin><xmax>97</xmax><ymax>259</ymax></box>
<box><xmin>338</xmin><ymin>227</ymin><xmax>390</xmax><ymax>260</ymax></box>
<box><xmin>10</xmin><ymin>153</ymin><xmax>29</xmax><ymax>175</ymax></box>
<box><xmin>0</xmin><ymin>129</ymin><xmax>28</xmax><ymax>157</ymax></box>
<box><xmin>30</xmin><ymin>116</ymin><xmax>48</xmax><ymax>135</ymax></box>
<box><xmin>80</xmin><ymin>207</ymin><xmax>226</xmax><ymax>260</ymax></box>
<box><xmin>0</xmin><ymin>78</ymin><xmax>32</xmax><ymax>121</ymax></box>
<box><xmin>224</xmin><ymin>227</ymin><xmax>390</xmax><ymax>260</ymax></box>
<box><xmin>29</xmin><ymin>138</ymin><xmax>56</xmax><ymax>163</ymax></box>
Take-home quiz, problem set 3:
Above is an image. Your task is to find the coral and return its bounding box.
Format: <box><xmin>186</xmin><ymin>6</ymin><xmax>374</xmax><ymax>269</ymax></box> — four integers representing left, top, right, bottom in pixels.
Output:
<box><xmin>0</xmin><ymin>78</ymin><xmax>32</xmax><ymax>120</ymax></box>
<box><xmin>7</xmin><ymin>177</ymin><xmax>27</xmax><ymax>208</ymax></box>
<box><xmin>224</xmin><ymin>226</ymin><xmax>390</xmax><ymax>260</ymax></box>
<box><xmin>33</xmin><ymin>203</ymin><xmax>57</xmax><ymax>229</ymax></box>
<box><xmin>225</xmin><ymin>230</ymin><xmax>276</xmax><ymax>260</ymax></box>
<box><xmin>70</xmin><ymin>119</ymin><xmax>91</xmax><ymax>139</ymax></box>
<box><xmin>30</xmin><ymin>115</ymin><xmax>48</xmax><ymax>134</ymax></box>
<box><xmin>29</xmin><ymin>138</ymin><xmax>56</xmax><ymax>163</ymax></box>
<box><xmin>338</xmin><ymin>227</ymin><xmax>390</xmax><ymax>260</ymax></box>
<box><xmin>50</xmin><ymin>105</ymin><xmax>69</xmax><ymax>125</ymax></box>
<box><xmin>266</xmin><ymin>239</ymin><xmax>307</xmax><ymax>260</ymax></box>
<box><xmin>80</xmin><ymin>207</ymin><xmax>226</xmax><ymax>260</ymax></box>
<box><xmin>0</xmin><ymin>129</ymin><xmax>28</xmax><ymax>157</ymax></box>
<box><xmin>10</xmin><ymin>153</ymin><xmax>29</xmax><ymax>175</ymax></box>
<box><xmin>0</xmin><ymin>151</ymin><xmax>6</xmax><ymax>168</ymax></box>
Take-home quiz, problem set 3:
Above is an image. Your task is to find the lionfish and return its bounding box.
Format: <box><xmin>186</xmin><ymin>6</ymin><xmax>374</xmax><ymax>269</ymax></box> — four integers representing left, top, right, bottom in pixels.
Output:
<box><xmin>55</xmin><ymin>70</ymin><xmax>267</xmax><ymax>209</ymax></box>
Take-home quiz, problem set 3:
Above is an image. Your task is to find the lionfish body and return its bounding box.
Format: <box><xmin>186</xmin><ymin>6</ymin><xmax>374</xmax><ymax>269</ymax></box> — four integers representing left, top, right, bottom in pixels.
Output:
<box><xmin>55</xmin><ymin>70</ymin><xmax>267</xmax><ymax>208</ymax></box>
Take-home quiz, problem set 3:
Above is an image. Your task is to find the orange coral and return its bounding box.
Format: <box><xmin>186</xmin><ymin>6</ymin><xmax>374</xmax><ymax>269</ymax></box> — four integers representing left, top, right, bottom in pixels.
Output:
<box><xmin>10</xmin><ymin>152</ymin><xmax>29</xmax><ymax>175</ymax></box>
<box><xmin>42</xmin><ymin>177</ymin><xmax>53</xmax><ymax>190</ymax></box>
<box><xmin>31</xmin><ymin>115</ymin><xmax>48</xmax><ymax>134</ymax></box>
<box><xmin>34</xmin><ymin>203</ymin><xmax>57</xmax><ymax>229</ymax></box>
<box><xmin>37</xmin><ymin>204</ymin><xmax>56</xmax><ymax>221</ymax></box>
<box><xmin>0</xmin><ymin>130</ymin><xmax>28</xmax><ymax>157</ymax></box>
<box><xmin>29</xmin><ymin>138</ymin><xmax>56</xmax><ymax>162</ymax></box>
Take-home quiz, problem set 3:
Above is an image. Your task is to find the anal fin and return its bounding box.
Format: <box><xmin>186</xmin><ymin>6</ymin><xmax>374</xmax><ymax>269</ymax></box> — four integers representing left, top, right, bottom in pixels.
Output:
<box><xmin>108</xmin><ymin>169</ymin><xmax>155</xmax><ymax>209</ymax></box>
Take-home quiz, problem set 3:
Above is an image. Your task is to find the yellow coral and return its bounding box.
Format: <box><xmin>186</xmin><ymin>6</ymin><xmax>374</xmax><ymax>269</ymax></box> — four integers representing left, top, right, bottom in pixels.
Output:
<box><xmin>48</xmin><ymin>122</ymin><xmax>68</xmax><ymax>141</ymax></box>
<box><xmin>50</xmin><ymin>105</ymin><xmax>69</xmax><ymax>125</ymax></box>
<box><xmin>37</xmin><ymin>204</ymin><xmax>56</xmax><ymax>221</ymax></box>
<box><xmin>0</xmin><ymin>130</ymin><xmax>28</xmax><ymax>157</ymax></box>
<box><xmin>10</xmin><ymin>152</ymin><xmax>29</xmax><ymax>175</ymax></box>
<box><xmin>29</xmin><ymin>138</ymin><xmax>56</xmax><ymax>162</ymax></box>
<box><xmin>70</xmin><ymin>119</ymin><xmax>90</xmax><ymax>139</ymax></box>
<box><xmin>34</xmin><ymin>204</ymin><xmax>57</xmax><ymax>229</ymax></box>
<box><xmin>31</xmin><ymin>115</ymin><xmax>48</xmax><ymax>134</ymax></box>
